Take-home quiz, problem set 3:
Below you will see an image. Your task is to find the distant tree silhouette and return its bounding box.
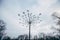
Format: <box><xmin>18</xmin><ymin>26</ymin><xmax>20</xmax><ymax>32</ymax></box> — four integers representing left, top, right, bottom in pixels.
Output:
<box><xmin>52</xmin><ymin>12</ymin><xmax>60</xmax><ymax>40</ymax></box>
<box><xmin>24</xmin><ymin>35</ymin><xmax>29</xmax><ymax>40</ymax></box>
<box><xmin>33</xmin><ymin>35</ymin><xmax>38</xmax><ymax>40</ymax></box>
<box><xmin>52</xmin><ymin>12</ymin><xmax>60</xmax><ymax>32</ymax></box>
<box><xmin>0</xmin><ymin>20</ymin><xmax>6</xmax><ymax>40</ymax></box>
<box><xmin>2</xmin><ymin>36</ymin><xmax>11</xmax><ymax>40</ymax></box>
<box><xmin>18</xmin><ymin>34</ymin><xmax>28</xmax><ymax>40</ymax></box>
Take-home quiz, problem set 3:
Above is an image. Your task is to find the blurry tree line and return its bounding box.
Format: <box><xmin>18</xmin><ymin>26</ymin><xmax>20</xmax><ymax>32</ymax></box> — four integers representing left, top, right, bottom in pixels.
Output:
<box><xmin>0</xmin><ymin>12</ymin><xmax>60</xmax><ymax>40</ymax></box>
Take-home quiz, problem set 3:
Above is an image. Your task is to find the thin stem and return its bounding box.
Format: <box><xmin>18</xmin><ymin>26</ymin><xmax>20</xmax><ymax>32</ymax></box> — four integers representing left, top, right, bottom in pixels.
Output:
<box><xmin>29</xmin><ymin>24</ymin><xmax>31</xmax><ymax>40</ymax></box>
<box><xmin>27</xmin><ymin>10</ymin><xmax>31</xmax><ymax>40</ymax></box>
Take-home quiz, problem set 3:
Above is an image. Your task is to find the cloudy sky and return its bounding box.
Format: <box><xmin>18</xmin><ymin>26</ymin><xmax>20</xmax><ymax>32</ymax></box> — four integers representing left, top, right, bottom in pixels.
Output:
<box><xmin>0</xmin><ymin>0</ymin><xmax>60</xmax><ymax>38</ymax></box>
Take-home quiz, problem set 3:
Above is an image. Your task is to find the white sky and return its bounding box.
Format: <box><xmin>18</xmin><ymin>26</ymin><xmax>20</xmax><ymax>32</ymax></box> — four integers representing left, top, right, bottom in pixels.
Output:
<box><xmin>0</xmin><ymin>0</ymin><xmax>60</xmax><ymax>38</ymax></box>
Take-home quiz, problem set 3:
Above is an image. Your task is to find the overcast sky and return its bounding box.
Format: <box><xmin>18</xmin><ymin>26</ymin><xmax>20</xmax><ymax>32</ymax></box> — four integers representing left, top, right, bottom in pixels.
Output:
<box><xmin>0</xmin><ymin>0</ymin><xmax>60</xmax><ymax>38</ymax></box>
